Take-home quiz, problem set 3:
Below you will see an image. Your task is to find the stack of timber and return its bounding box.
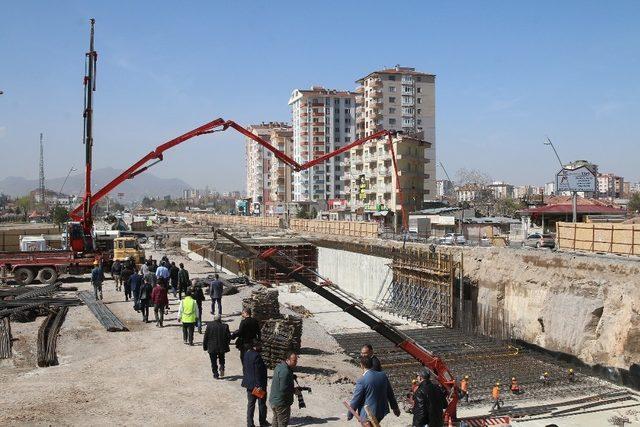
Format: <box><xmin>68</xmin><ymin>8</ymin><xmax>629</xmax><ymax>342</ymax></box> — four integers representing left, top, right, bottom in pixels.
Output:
<box><xmin>77</xmin><ymin>291</ymin><xmax>128</xmax><ymax>332</ymax></box>
<box><xmin>260</xmin><ymin>315</ymin><xmax>303</xmax><ymax>369</ymax></box>
<box><xmin>242</xmin><ymin>288</ymin><xmax>280</xmax><ymax>322</ymax></box>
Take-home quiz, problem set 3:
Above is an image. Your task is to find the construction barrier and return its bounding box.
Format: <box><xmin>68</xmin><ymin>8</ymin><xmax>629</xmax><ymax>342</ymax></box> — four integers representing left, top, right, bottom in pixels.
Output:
<box><xmin>556</xmin><ymin>221</ymin><xmax>640</xmax><ymax>256</ymax></box>
<box><xmin>290</xmin><ymin>219</ymin><xmax>379</xmax><ymax>238</ymax></box>
<box><xmin>179</xmin><ymin>212</ymin><xmax>282</xmax><ymax>228</ymax></box>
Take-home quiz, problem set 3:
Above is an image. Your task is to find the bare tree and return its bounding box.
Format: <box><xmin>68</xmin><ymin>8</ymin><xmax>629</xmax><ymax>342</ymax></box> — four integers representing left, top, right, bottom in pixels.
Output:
<box><xmin>455</xmin><ymin>168</ymin><xmax>492</xmax><ymax>186</ymax></box>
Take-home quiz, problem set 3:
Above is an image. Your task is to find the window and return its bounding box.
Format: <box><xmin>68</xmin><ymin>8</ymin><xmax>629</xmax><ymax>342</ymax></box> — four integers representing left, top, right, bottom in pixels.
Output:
<box><xmin>345</xmin><ymin>137</ymin><xmax>351</xmax><ymax>142</ymax></box>
<box><xmin>389</xmin><ymin>97</ymin><xmax>396</xmax><ymax>103</ymax></box>
<box><xmin>402</xmin><ymin>107</ymin><xmax>414</xmax><ymax>115</ymax></box>
<box><xmin>334</xmin><ymin>99</ymin><xmax>340</xmax><ymax>105</ymax></box>
<box><xmin>389</xmin><ymin>107</ymin><xmax>396</xmax><ymax>114</ymax></box>
<box><xmin>344</xmin><ymin>127</ymin><xmax>350</xmax><ymax>133</ymax></box>
<box><xmin>334</xmin><ymin>117</ymin><xmax>339</xmax><ymax>123</ymax></box>
<box><xmin>345</xmin><ymin>118</ymin><xmax>351</xmax><ymax>124</ymax></box>
<box><xmin>389</xmin><ymin>118</ymin><xmax>396</xmax><ymax>125</ymax></box>
<box><xmin>388</xmin><ymin>75</ymin><xmax>396</xmax><ymax>81</ymax></box>
<box><xmin>335</xmin><ymin>127</ymin><xmax>340</xmax><ymax>133</ymax></box>
<box><xmin>389</xmin><ymin>86</ymin><xmax>396</xmax><ymax>93</ymax></box>
<box><xmin>403</xmin><ymin>86</ymin><xmax>414</xmax><ymax>94</ymax></box>
<box><xmin>417</xmin><ymin>87</ymin><xmax>422</xmax><ymax>93</ymax></box>
<box><xmin>417</xmin><ymin>98</ymin><xmax>422</xmax><ymax>104</ymax></box>
<box><xmin>417</xmin><ymin>119</ymin><xmax>422</xmax><ymax>125</ymax></box>
<box><xmin>325</xmin><ymin>107</ymin><xmax>331</xmax><ymax>114</ymax></box>
<box><xmin>417</xmin><ymin>109</ymin><xmax>421</xmax><ymax>114</ymax></box>
<box><xmin>345</xmin><ymin>99</ymin><xmax>351</xmax><ymax>106</ymax></box>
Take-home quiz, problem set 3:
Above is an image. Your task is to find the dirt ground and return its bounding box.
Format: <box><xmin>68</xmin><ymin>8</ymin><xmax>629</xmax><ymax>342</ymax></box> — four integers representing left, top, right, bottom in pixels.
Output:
<box><xmin>0</xmin><ymin>248</ymin><xmax>413</xmax><ymax>426</ymax></box>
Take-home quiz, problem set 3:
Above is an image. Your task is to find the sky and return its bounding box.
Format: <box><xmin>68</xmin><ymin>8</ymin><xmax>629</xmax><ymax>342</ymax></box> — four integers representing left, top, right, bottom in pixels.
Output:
<box><xmin>1</xmin><ymin>1</ymin><xmax>639</xmax><ymax>192</ymax></box>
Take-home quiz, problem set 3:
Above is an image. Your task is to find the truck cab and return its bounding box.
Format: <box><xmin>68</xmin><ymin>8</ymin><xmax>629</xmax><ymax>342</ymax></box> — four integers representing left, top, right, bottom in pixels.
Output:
<box><xmin>113</xmin><ymin>236</ymin><xmax>145</xmax><ymax>266</ymax></box>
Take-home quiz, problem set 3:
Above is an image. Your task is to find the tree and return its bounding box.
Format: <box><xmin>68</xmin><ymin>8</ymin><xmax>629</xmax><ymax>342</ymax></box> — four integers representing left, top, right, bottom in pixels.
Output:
<box><xmin>16</xmin><ymin>195</ymin><xmax>31</xmax><ymax>214</ymax></box>
<box><xmin>628</xmin><ymin>193</ymin><xmax>640</xmax><ymax>214</ymax></box>
<box><xmin>52</xmin><ymin>206</ymin><xmax>69</xmax><ymax>227</ymax></box>
<box><xmin>455</xmin><ymin>168</ymin><xmax>492</xmax><ymax>186</ymax></box>
<box><xmin>493</xmin><ymin>198</ymin><xmax>525</xmax><ymax>217</ymax></box>
<box><xmin>141</xmin><ymin>196</ymin><xmax>154</xmax><ymax>208</ymax></box>
<box><xmin>0</xmin><ymin>193</ymin><xmax>9</xmax><ymax>209</ymax></box>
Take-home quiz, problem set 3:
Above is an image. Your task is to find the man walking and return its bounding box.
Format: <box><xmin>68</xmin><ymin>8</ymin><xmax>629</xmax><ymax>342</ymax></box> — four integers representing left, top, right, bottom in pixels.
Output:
<box><xmin>169</xmin><ymin>261</ymin><xmax>180</xmax><ymax>298</ymax></box>
<box><xmin>139</xmin><ymin>274</ymin><xmax>153</xmax><ymax>323</ymax></box>
<box><xmin>269</xmin><ymin>351</ymin><xmax>298</xmax><ymax>427</ymax></box>
<box><xmin>111</xmin><ymin>259</ymin><xmax>122</xmax><ymax>292</ymax></box>
<box><xmin>232</xmin><ymin>308</ymin><xmax>261</xmax><ymax>363</ymax></box>
<box><xmin>242</xmin><ymin>340</ymin><xmax>269</xmax><ymax>427</ymax></box>
<box><xmin>360</xmin><ymin>343</ymin><xmax>383</xmax><ymax>371</ymax></box>
<box><xmin>121</xmin><ymin>263</ymin><xmax>133</xmax><ymax>302</ymax></box>
<box><xmin>129</xmin><ymin>269</ymin><xmax>143</xmax><ymax>311</ymax></box>
<box><xmin>203</xmin><ymin>314</ymin><xmax>231</xmax><ymax>379</ymax></box>
<box><xmin>347</xmin><ymin>356</ymin><xmax>400</xmax><ymax>424</ymax></box>
<box><xmin>91</xmin><ymin>261</ymin><xmax>105</xmax><ymax>300</ymax></box>
<box><xmin>209</xmin><ymin>274</ymin><xmax>224</xmax><ymax>316</ymax></box>
<box><xmin>155</xmin><ymin>260</ymin><xmax>170</xmax><ymax>287</ymax></box>
<box><xmin>411</xmin><ymin>369</ymin><xmax>447</xmax><ymax>427</ymax></box>
<box><xmin>178</xmin><ymin>263</ymin><xmax>190</xmax><ymax>300</ymax></box>
<box><xmin>178</xmin><ymin>290</ymin><xmax>199</xmax><ymax>345</ymax></box>
<box><xmin>151</xmin><ymin>280</ymin><xmax>169</xmax><ymax>327</ymax></box>
<box><xmin>193</xmin><ymin>283</ymin><xmax>205</xmax><ymax>334</ymax></box>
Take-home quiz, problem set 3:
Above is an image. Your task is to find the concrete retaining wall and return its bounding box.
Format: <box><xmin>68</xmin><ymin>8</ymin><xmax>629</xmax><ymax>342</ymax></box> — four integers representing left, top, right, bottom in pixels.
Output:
<box><xmin>317</xmin><ymin>247</ymin><xmax>392</xmax><ymax>303</ymax></box>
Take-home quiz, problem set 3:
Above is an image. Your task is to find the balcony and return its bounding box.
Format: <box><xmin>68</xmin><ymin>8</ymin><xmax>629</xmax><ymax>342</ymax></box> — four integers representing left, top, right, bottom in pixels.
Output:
<box><xmin>401</xmin><ymin>98</ymin><xmax>415</xmax><ymax>106</ymax></box>
<box><xmin>370</xmin><ymin>78</ymin><xmax>383</xmax><ymax>88</ymax></box>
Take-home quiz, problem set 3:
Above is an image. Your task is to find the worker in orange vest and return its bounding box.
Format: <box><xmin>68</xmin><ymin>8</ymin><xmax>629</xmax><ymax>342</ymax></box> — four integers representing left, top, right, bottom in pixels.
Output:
<box><xmin>491</xmin><ymin>382</ymin><xmax>502</xmax><ymax>411</ymax></box>
<box><xmin>510</xmin><ymin>377</ymin><xmax>521</xmax><ymax>395</ymax></box>
<box><xmin>459</xmin><ymin>375</ymin><xmax>470</xmax><ymax>403</ymax></box>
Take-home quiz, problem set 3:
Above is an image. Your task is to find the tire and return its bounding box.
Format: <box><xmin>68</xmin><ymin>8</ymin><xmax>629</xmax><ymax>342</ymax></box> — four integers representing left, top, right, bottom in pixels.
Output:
<box><xmin>37</xmin><ymin>267</ymin><xmax>58</xmax><ymax>284</ymax></box>
<box><xmin>535</xmin><ymin>242</ymin><xmax>541</xmax><ymax>248</ymax></box>
<box><xmin>14</xmin><ymin>267</ymin><xmax>35</xmax><ymax>286</ymax></box>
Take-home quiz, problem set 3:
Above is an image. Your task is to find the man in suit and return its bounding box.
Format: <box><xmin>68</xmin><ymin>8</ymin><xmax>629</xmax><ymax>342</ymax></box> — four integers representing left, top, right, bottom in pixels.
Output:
<box><xmin>347</xmin><ymin>355</ymin><xmax>400</xmax><ymax>424</ymax></box>
<box><xmin>241</xmin><ymin>340</ymin><xmax>270</xmax><ymax>427</ymax></box>
<box><xmin>203</xmin><ymin>314</ymin><xmax>231</xmax><ymax>379</ymax></box>
<box><xmin>232</xmin><ymin>308</ymin><xmax>261</xmax><ymax>363</ymax></box>
<box><xmin>360</xmin><ymin>343</ymin><xmax>383</xmax><ymax>372</ymax></box>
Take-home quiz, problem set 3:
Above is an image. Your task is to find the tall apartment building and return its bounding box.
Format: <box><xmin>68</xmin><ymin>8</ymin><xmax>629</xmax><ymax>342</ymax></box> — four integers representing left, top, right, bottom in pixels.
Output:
<box><xmin>597</xmin><ymin>173</ymin><xmax>624</xmax><ymax>198</ymax></box>
<box><xmin>350</xmin><ymin>65</ymin><xmax>436</xmax><ymax>211</ymax></box>
<box><xmin>245</xmin><ymin>122</ymin><xmax>290</xmax><ymax>206</ymax></box>
<box><xmin>268</xmin><ymin>127</ymin><xmax>294</xmax><ymax>205</ymax></box>
<box><xmin>288</xmin><ymin>87</ymin><xmax>356</xmax><ymax>202</ymax></box>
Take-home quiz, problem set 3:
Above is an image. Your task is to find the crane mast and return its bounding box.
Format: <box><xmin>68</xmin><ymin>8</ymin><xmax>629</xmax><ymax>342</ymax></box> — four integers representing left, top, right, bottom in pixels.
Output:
<box><xmin>82</xmin><ymin>18</ymin><xmax>97</xmax><ymax>238</ymax></box>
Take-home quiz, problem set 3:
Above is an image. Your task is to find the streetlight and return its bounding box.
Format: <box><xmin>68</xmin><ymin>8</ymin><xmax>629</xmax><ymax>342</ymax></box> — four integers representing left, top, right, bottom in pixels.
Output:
<box><xmin>59</xmin><ymin>167</ymin><xmax>77</xmax><ymax>197</ymax></box>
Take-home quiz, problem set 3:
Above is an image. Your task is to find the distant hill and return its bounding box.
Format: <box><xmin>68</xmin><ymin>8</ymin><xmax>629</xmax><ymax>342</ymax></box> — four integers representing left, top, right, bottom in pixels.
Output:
<box><xmin>0</xmin><ymin>167</ymin><xmax>192</xmax><ymax>201</ymax></box>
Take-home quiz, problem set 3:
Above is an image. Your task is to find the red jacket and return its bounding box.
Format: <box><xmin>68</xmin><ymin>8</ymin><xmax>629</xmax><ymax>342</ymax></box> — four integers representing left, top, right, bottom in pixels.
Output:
<box><xmin>151</xmin><ymin>285</ymin><xmax>169</xmax><ymax>306</ymax></box>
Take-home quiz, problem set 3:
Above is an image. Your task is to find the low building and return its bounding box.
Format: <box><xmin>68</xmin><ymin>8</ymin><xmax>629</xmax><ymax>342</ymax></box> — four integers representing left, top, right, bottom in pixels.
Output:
<box><xmin>488</xmin><ymin>181</ymin><xmax>514</xmax><ymax>199</ymax></box>
<box><xmin>456</xmin><ymin>184</ymin><xmax>487</xmax><ymax>203</ymax></box>
<box><xmin>408</xmin><ymin>207</ymin><xmax>475</xmax><ymax>238</ymax></box>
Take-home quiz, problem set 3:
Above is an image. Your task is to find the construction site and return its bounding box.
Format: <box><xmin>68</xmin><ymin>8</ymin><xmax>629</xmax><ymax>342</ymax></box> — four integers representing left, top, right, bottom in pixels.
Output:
<box><xmin>2</xmin><ymin>13</ymin><xmax>640</xmax><ymax>427</ymax></box>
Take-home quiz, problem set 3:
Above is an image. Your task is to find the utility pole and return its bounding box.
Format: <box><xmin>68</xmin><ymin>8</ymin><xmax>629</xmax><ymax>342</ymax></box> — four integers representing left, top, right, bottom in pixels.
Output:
<box><xmin>82</xmin><ymin>18</ymin><xmax>97</xmax><ymax>235</ymax></box>
<box><xmin>39</xmin><ymin>133</ymin><xmax>46</xmax><ymax>211</ymax></box>
<box><xmin>544</xmin><ymin>137</ymin><xmax>577</xmax><ymax>223</ymax></box>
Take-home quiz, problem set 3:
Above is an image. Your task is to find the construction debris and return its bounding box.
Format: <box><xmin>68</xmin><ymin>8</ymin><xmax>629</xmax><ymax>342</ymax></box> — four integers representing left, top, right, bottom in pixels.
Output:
<box><xmin>242</xmin><ymin>288</ymin><xmax>280</xmax><ymax>322</ymax></box>
<box><xmin>77</xmin><ymin>291</ymin><xmax>128</xmax><ymax>332</ymax></box>
<box><xmin>285</xmin><ymin>303</ymin><xmax>313</xmax><ymax>318</ymax></box>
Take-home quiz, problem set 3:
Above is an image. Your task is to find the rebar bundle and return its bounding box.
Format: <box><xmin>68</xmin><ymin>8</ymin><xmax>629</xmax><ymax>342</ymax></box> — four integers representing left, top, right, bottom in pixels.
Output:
<box><xmin>260</xmin><ymin>314</ymin><xmax>303</xmax><ymax>368</ymax></box>
<box><xmin>242</xmin><ymin>288</ymin><xmax>280</xmax><ymax>322</ymax></box>
<box><xmin>36</xmin><ymin>307</ymin><xmax>68</xmax><ymax>367</ymax></box>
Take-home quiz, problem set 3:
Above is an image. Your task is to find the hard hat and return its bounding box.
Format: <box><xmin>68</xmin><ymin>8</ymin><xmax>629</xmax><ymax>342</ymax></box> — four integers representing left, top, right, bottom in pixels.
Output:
<box><xmin>569</xmin><ymin>368</ymin><xmax>574</xmax><ymax>373</ymax></box>
<box><xmin>544</xmin><ymin>372</ymin><xmax>549</xmax><ymax>376</ymax></box>
<box><xmin>464</xmin><ymin>375</ymin><xmax>469</xmax><ymax>379</ymax></box>
<box><xmin>495</xmin><ymin>382</ymin><xmax>500</xmax><ymax>386</ymax></box>
<box><xmin>93</xmin><ymin>260</ymin><xmax>99</xmax><ymax>265</ymax></box>
<box><xmin>512</xmin><ymin>377</ymin><xmax>516</xmax><ymax>381</ymax></box>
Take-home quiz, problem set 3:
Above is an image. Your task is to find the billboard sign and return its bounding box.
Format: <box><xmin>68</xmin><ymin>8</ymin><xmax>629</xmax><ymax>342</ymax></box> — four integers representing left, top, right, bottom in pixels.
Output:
<box><xmin>556</xmin><ymin>166</ymin><xmax>596</xmax><ymax>192</ymax></box>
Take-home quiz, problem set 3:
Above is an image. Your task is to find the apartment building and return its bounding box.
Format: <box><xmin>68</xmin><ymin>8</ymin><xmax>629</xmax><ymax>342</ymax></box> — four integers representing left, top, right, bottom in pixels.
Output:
<box><xmin>348</xmin><ymin>134</ymin><xmax>431</xmax><ymax>219</ymax></box>
<box><xmin>597</xmin><ymin>173</ymin><xmax>624</xmax><ymax>198</ymax></box>
<box><xmin>488</xmin><ymin>181</ymin><xmax>514</xmax><ymax>199</ymax></box>
<box><xmin>245</xmin><ymin>122</ymin><xmax>290</xmax><ymax>207</ymax></box>
<box><xmin>268</xmin><ymin>127</ymin><xmax>294</xmax><ymax>205</ymax></box>
<box><xmin>353</xmin><ymin>65</ymin><xmax>436</xmax><ymax>204</ymax></box>
<box><xmin>288</xmin><ymin>87</ymin><xmax>356</xmax><ymax>202</ymax></box>
<box><xmin>436</xmin><ymin>179</ymin><xmax>454</xmax><ymax>198</ymax></box>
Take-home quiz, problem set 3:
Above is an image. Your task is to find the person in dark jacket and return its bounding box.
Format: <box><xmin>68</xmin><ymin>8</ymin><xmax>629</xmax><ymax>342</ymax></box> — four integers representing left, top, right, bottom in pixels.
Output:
<box><xmin>151</xmin><ymin>281</ymin><xmax>169</xmax><ymax>327</ymax></box>
<box><xmin>232</xmin><ymin>308</ymin><xmax>261</xmax><ymax>363</ymax></box>
<box><xmin>139</xmin><ymin>276</ymin><xmax>153</xmax><ymax>323</ymax></box>
<box><xmin>361</xmin><ymin>343</ymin><xmax>383</xmax><ymax>371</ymax></box>
<box><xmin>169</xmin><ymin>261</ymin><xmax>180</xmax><ymax>298</ymax></box>
<box><xmin>209</xmin><ymin>274</ymin><xmax>224</xmax><ymax>316</ymax></box>
<box><xmin>203</xmin><ymin>314</ymin><xmax>231</xmax><ymax>378</ymax></box>
<box><xmin>412</xmin><ymin>369</ymin><xmax>447</xmax><ymax>427</ymax></box>
<box><xmin>121</xmin><ymin>265</ymin><xmax>134</xmax><ymax>301</ymax></box>
<box><xmin>128</xmin><ymin>271</ymin><xmax>143</xmax><ymax>311</ymax></box>
<box><xmin>178</xmin><ymin>263</ymin><xmax>190</xmax><ymax>300</ymax></box>
<box><xmin>242</xmin><ymin>340</ymin><xmax>269</xmax><ymax>427</ymax></box>
<box><xmin>192</xmin><ymin>284</ymin><xmax>205</xmax><ymax>334</ymax></box>
<box><xmin>269</xmin><ymin>351</ymin><xmax>298</xmax><ymax>427</ymax></box>
<box><xmin>91</xmin><ymin>261</ymin><xmax>105</xmax><ymax>300</ymax></box>
<box><xmin>347</xmin><ymin>356</ymin><xmax>400</xmax><ymax>424</ymax></box>
<box><xmin>111</xmin><ymin>259</ymin><xmax>123</xmax><ymax>292</ymax></box>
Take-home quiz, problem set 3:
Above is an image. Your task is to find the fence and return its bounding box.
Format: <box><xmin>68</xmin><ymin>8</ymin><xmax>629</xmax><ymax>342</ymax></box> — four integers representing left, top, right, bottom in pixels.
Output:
<box><xmin>289</xmin><ymin>219</ymin><xmax>379</xmax><ymax>238</ymax></box>
<box><xmin>556</xmin><ymin>221</ymin><xmax>640</xmax><ymax>256</ymax></box>
<box><xmin>179</xmin><ymin>212</ymin><xmax>282</xmax><ymax>228</ymax></box>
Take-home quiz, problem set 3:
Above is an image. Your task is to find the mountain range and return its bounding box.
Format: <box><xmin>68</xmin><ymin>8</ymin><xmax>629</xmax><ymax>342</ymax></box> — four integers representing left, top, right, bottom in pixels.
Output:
<box><xmin>0</xmin><ymin>167</ymin><xmax>192</xmax><ymax>201</ymax></box>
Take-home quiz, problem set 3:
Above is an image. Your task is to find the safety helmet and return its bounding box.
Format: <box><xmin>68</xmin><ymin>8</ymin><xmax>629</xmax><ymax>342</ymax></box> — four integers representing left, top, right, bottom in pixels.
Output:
<box><xmin>569</xmin><ymin>368</ymin><xmax>574</xmax><ymax>373</ymax></box>
<box><xmin>464</xmin><ymin>375</ymin><xmax>469</xmax><ymax>379</ymax></box>
<box><xmin>544</xmin><ymin>372</ymin><xmax>549</xmax><ymax>376</ymax></box>
<box><xmin>495</xmin><ymin>382</ymin><xmax>500</xmax><ymax>386</ymax></box>
<box><xmin>512</xmin><ymin>377</ymin><xmax>516</xmax><ymax>381</ymax></box>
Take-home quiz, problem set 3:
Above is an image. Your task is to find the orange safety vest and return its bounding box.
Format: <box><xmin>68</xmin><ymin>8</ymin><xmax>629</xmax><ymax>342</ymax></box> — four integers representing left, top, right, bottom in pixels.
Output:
<box><xmin>492</xmin><ymin>386</ymin><xmax>500</xmax><ymax>399</ymax></box>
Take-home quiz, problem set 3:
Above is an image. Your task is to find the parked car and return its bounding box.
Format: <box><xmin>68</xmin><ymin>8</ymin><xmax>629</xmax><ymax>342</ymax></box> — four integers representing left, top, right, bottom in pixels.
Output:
<box><xmin>439</xmin><ymin>233</ymin><xmax>466</xmax><ymax>245</ymax></box>
<box><xmin>522</xmin><ymin>233</ymin><xmax>556</xmax><ymax>249</ymax></box>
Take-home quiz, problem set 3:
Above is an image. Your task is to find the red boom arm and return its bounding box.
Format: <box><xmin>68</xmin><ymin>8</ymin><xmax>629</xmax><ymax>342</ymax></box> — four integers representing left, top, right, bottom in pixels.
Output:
<box><xmin>71</xmin><ymin>118</ymin><xmax>409</xmax><ymax>229</ymax></box>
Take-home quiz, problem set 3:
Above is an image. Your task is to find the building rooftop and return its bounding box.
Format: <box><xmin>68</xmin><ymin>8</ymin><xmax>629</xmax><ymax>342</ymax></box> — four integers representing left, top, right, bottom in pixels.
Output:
<box><xmin>356</xmin><ymin>65</ymin><xmax>436</xmax><ymax>83</ymax></box>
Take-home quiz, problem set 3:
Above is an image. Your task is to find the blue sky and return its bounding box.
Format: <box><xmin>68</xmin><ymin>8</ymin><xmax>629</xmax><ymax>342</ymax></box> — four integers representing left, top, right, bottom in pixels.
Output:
<box><xmin>1</xmin><ymin>1</ymin><xmax>639</xmax><ymax>192</ymax></box>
